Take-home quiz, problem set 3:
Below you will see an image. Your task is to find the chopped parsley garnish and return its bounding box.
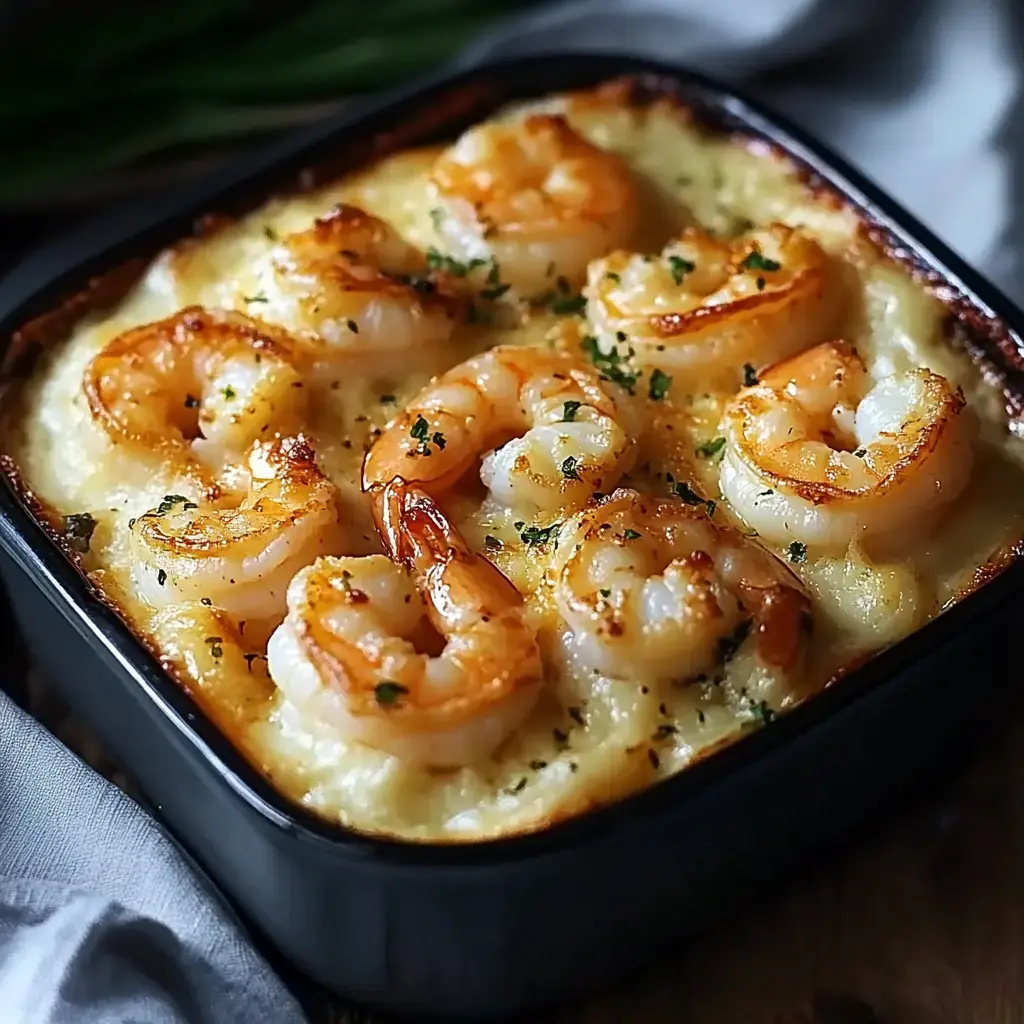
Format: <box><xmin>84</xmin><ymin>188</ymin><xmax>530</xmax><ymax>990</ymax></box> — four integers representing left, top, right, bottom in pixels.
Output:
<box><xmin>152</xmin><ymin>494</ymin><xmax>197</xmax><ymax>516</ymax></box>
<box><xmin>672</xmin><ymin>481</ymin><xmax>705</xmax><ymax>506</ymax></box>
<box><xmin>548</xmin><ymin>293</ymin><xmax>587</xmax><ymax>316</ymax></box>
<box><xmin>667</xmin><ymin>255</ymin><xmax>696</xmax><ymax>285</ymax></box>
<box><xmin>156</xmin><ymin>569</ymin><xmax>167</xmax><ymax>586</ymax></box>
<box><xmin>200</xmin><ymin>597</ymin><xmax>212</xmax><ymax>606</ymax></box>
<box><xmin>787</xmin><ymin>540</ymin><xmax>808</xmax><ymax>564</ymax></box>
<box><xmin>599</xmin><ymin>588</ymin><xmax>611</xmax><ymax>598</ymax></box>
<box><xmin>561</xmin><ymin>455</ymin><xmax>581</xmax><ymax>480</ymax></box>
<box><xmin>653</xmin><ymin>724</ymin><xmax>678</xmax><ymax>740</ymax></box>
<box><xmin>623</xmin><ymin>528</ymin><xmax>641</xmax><ymax>540</ymax></box>
<box><xmin>648</xmin><ymin>748</ymin><xmax>661</xmax><ymax>770</ymax></box>
<box><xmin>222</xmin><ymin>385</ymin><xmax>236</xmax><ymax>401</ymax></box>
<box><xmin>716</xmin><ymin>619</ymin><xmax>752</xmax><ymax>663</ymax></box>
<box><xmin>553</xmin><ymin>727</ymin><xmax>570</xmax><ymax>750</ymax></box>
<box><xmin>505</xmin><ymin>777</ymin><xmax>528</xmax><ymax>795</ymax></box>
<box><xmin>741</xmin><ymin>250</ymin><xmax>781</xmax><ymax>273</ymax></box>
<box><xmin>853</xmin><ymin>448</ymin><xmax>867</xmax><ymax>458</ymax></box>
<box><xmin>480</xmin><ymin>260</ymin><xmax>511</xmax><ymax>301</ymax></box>
<box><xmin>568</xmin><ymin>706</ymin><xmax>586</xmax><ymax>727</ymax></box>
<box><xmin>695</xmin><ymin>436</ymin><xmax>727</xmax><ymax>461</ymax></box>
<box><xmin>648</xmin><ymin>368</ymin><xmax>672</xmax><ymax>401</ymax></box>
<box><xmin>243</xmin><ymin>293</ymin><xmax>268</xmax><ymax>304</ymax></box>
<box><xmin>347</xmin><ymin>319</ymin><xmax>359</xmax><ymax>334</ymax></box>
<box><xmin>580</xmin><ymin>335</ymin><xmax>639</xmax><ymax>394</ymax></box>
<box><xmin>425</xmin><ymin>247</ymin><xmax>487</xmax><ymax>278</ymax></box>
<box><xmin>379</xmin><ymin>394</ymin><xmax>396</xmax><ymax>404</ymax></box>
<box><xmin>520</xmin><ymin>522</ymin><xmax>560</xmax><ymax>547</ymax></box>
<box><xmin>605</xmin><ymin>271</ymin><xmax>621</xmax><ymax>284</ymax></box>
<box><xmin>409</xmin><ymin>415</ymin><xmax>445</xmax><ymax>455</ymax></box>
<box><xmin>205</xmin><ymin>636</ymin><xmax>223</xmax><ymax>658</ymax></box>
<box><xmin>752</xmin><ymin>700</ymin><xmax>776</xmax><ymax>725</ymax></box>
<box><xmin>704</xmin><ymin>499</ymin><xmax>716</xmax><ymax>517</ymax></box>
<box><xmin>759</xmin><ymin>489</ymin><xmax>774</xmax><ymax>497</ymax></box>
<box><xmin>62</xmin><ymin>513</ymin><xmax>97</xmax><ymax>554</ymax></box>
<box><xmin>697</xmin><ymin>709</ymin><xmax>706</xmax><ymax>724</ymax></box>
<box><xmin>374</xmin><ymin>681</ymin><xmax>409</xmax><ymax>707</ymax></box>
<box><xmin>562</xmin><ymin>400</ymin><xmax>582</xmax><ymax>422</ymax></box>
<box><xmin>263</xmin><ymin>226</ymin><xmax>279</xmax><ymax>241</ymax></box>
<box><xmin>184</xmin><ymin>393</ymin><xmax>199</xmax><ymax>409</ymax></box>
<box><xmin>756</xmin><ymin>276</ymin><xmax>766</xmax><ymax>291</ymax></box>
<box><xmin>429</xmin><ymin>207</ymin><xmax>445</xmax><ymax>231</ymax></box>
<box><xmin>529</xmin><ymin>759</ymin><xmax>548</xmax><ymax>771</ymax></box>
<box><xmin>742</xmin><ymin>363</ymin><xmax>759</xmax><ymax>386</ymax></box>
<box><xmin>484</xmin><ymin>535</ymin><xmax>501</xmax><ymax>550</ymax></box>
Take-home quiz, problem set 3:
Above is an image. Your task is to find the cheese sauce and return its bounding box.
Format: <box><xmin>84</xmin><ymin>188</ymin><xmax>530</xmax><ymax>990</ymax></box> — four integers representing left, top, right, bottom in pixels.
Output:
<box><xmin>6</xmin><ymin>82</ymin><xmax>1024</xmax><ymax>841</ymax></box>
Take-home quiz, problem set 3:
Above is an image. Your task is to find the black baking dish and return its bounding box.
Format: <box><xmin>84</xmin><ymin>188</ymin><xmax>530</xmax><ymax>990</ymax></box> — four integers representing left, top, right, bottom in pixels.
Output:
<box><xmin>2</xmin><ymin>54</ymin><xmax>1024</xmax><ymax>1019</ymax></box>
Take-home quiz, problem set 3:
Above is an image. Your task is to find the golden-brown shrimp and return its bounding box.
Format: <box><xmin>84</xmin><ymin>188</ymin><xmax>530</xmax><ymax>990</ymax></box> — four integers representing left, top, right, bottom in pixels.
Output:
<box><xmin>239</xmin><ymin>204</ymin><xmax>466</xmax><ymax>374</ymax></box>
<box><xmin>551</xmin><ymin>489</ymin><xmax>810</xmax><ymax>682</ymax></box>
<box><xmin>362</xmin><ymin>344</ymin><xmax>640</xmax><ymax>516</ymax></box>
<box><xmin>131</xmin><ymin>436</ymin><xmax>344</xmax><ymax>620</ymax></box>
<box><xmin>429</xmin><ymin>114</ymin><xmax>638</xmax><ymax>297</ymax></box>
<box><xmin>266</xmin><ymin>482</ymin><xmax>542</xmax><ymax>766</ymax></box>
<box><xmin>584</xmin><ymin>224</ymin><xmax>840</xmax><ymax>388</ymax></box>
<box><xmin>84</xmin><ymin>306</ymin><xmax>305</xmax><ymax>468</ymax></box>
<box><xmin>719</xmin><ymin>340</ymin><xmax>975</xmax><ymax>554</ymax></box>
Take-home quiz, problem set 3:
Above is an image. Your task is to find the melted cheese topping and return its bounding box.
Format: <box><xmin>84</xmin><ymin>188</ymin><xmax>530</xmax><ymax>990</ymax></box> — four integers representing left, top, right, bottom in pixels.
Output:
<box><xmin>7</xmin><ymin>84</ymin><xmax>1024</xmax><ymax>842</ymax></box>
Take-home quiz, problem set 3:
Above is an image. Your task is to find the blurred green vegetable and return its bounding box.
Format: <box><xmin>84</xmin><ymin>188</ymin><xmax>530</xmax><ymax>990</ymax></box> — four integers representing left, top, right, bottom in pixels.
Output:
<box><xmin>0</xmin><ymin>0</ymin><xmax>540</xmax><ymax>204</ymax></box>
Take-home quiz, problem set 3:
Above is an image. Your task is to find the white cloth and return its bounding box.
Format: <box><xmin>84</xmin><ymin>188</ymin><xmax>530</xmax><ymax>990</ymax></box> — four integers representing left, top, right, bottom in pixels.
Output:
<box><xmin>1</xmin><ymin>2</ymin><xmax>1019</xmax><ymax>1021</ymax></box>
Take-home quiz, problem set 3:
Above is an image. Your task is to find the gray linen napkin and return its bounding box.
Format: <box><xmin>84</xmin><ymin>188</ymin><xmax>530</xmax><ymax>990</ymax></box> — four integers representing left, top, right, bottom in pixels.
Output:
<box><xmin>1</xmin><ymin>0</ymin><xmax>1021</xmax><ymax>1021</ymax></box>
<box><xmin>0</xmin><ymin>690</ymin><xmax>306</xmax><ymax>1023</ymax></box>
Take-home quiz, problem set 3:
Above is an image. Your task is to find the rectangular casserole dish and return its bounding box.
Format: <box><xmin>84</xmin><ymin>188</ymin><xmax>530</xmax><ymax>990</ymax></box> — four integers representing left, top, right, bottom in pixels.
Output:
<box><xmin>2</xmin><ymin>53</ymin><xmax>1024</xmax><ymax>1018</ymax></box>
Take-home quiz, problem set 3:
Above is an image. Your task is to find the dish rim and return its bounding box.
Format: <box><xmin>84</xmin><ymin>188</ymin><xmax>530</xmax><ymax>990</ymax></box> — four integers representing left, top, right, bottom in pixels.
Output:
<box><xmin>2</xmin><ymin>51</ymin><xmax>1024</xmax><ymax>864</ymax></box>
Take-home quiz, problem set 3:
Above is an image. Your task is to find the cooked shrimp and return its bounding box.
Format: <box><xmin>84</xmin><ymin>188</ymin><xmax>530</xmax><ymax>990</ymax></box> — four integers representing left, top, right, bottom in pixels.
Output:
<box><xmin>719</xmin><ymin>340</ymin><xmax>974</xmax><ymax>554</ymax></box>
<box><xmin>266</xmin><ymin>482</ymin><xmax>542</xmax><ymax>766</ymax></box>
<box><xmin>362</xmin><ymin>344</ymin><xmax>640</xmax><ymax>515</ymax></box>
<box><xmin>240</xmin><ymin>204</ymin><xmax>465</xmax><ymax>374</ymax></box>
<box><xmin>552</xmin><ymin>488</ymin><xmax>810</xmax><ymax>682</ymax></box>
<box><xmin>131</xmin><ymin>436</ymin><xmax>344</xmax><ymax>620</ymax></box>
<box><xmin>84</xmin><ymin>306</ymin><xmax>306</xmax><ymax>468</ymax></box>
<box><xmin>429</xmin><ymin>114</ymin><xmax>638</xmax><ymax>297</ymax></box>
<box><xmin>585</xmin><ymin>224</ymin><xmax>840</xmax><ymax>387</ymax></box>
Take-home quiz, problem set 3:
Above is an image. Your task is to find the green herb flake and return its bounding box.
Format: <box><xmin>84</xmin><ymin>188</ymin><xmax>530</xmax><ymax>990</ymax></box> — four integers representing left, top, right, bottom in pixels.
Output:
<box><xmin>505</xmin><ymin>777</ymin><xmax>528</xmax><ymax>795</ymax></box>
<box><xmin>347</xmin><ymin>319</ymin><xmax>359</xmax><ymax>334</ymax></box>
<box><xmin>567</xmin><ymin>706</ymin><xmax>586</xmax><ymax>727</ymax></box>
<box><xmin>200</xmin><ymin>597</ymin><xmax>212</xmax><ymax>606</ymax></box>
<box><xmin>653</xmin><ymin>723</ymin><xmax>678</xmax><ymax>740</ymax></box>
<box><xmin>605</xmin><ymin>271</ymin><xmax>621</xmax><ymax>284</ymax></box>
<box><xmin>429</xmin><ymin>207</ymin><xmax>445</xmax><ymax>231</ymax></box>
<box><xmin>374</xmin><ymin>681</ymin><xmax>409</xmax><ymax>708</ymax></box>
<box><xmin>484</xmin><ymin>535</ymin><xmax>501</xmax><ymax>550</ymax></box>
<box><xmin>672</xmin><ymin>481</ymin><xmax>705</xmax><ymax>506</ymax></box>
<box><xmin>580</xmin><ymin>335</ymin><xmax>639</xmax><ymax>394</ymax></box>
<box><xmin>553</xmin><ymin>727</ymin><xmax>570</xmax><ymax>750</ymax></box>
<box><xmin>263</xmin><ymin>226</ymin><xmax>279</xmax><ymax>242</ymax></box>
<box><xmin>695</xmin><ymin>436</ymin><xmax>727</xmax><ymax>461</ymax></box>
<box><xmin>184</xmin><ymin>393</ymin><xmax>199</xmax><ymax>409</ymax></box>
<box><xmin>62</xmin><ymin>513</ymin><xmax>97</xmax><ymax>554</ymax></box>
<box><xmin>409</xmin><ymin>414</ymin><xmax>442</xmax><ymax>456</ymax></box>
<box><xmin>529</xmin><ymin>759</ymin><xmax>548</xmax><ymax>771</ymax></box>
<box><xmin>752</xmin><ymin>700</ymin><xmax>776</xmax><ymax>725</ymax></box>
<box><xmin>716</xmin><ymin>619</ymin><xmax>752</xmax><ymax>663</ymax></box>
<box><xmin>623</xmin><ymin>528</ymin><xmax>641</xmax><ymax>540</ymax></box>
<box><xmin>854</xmin><ymin>448</ymin><xmax>867</xmax><ymax>458</ymax></box>
<box><xmin>742</xmin><ymin>363</ymin><xmax>759</xmax><ymax>387</ymax></box>
<box><xmin>787</xmin><ymin>540</ymin><xmax>808</xmax><ymax>564</ymax></box>
<box><xmin>648</xmin><ymin>368</ymin><xmax>672</xmax><ymax>401</ymax></box>
<box><xmin>667</xmin><ymin>254</ymin><xmax>696</xmax><ymax>285</ymax></box>
<box><xmin>205</xmin><ymin>636</ymin><xmax>224</xmax><ymax>658</ymax></box>
<box><xmin>741</xmin><ymin>250</ymin><xmax>782</xmax><ymax>273</ymax></box>
<box><xmin>243</xmin><ymin>293</ymin><xmax>268</xmax><ymax>304</ymax></box>
<box><xmin>520</xmin><ymin>522</ymin><xmax>561</xmax><ymax>547</ymax></box>
<box><xmin>599</xmin><ymin>588</ymin><xmax>611</xmax><ymax>598</ymax></box>
<box><xmin>756</xmin><ymin>276</ymin><xmax>766</xmax><ymax>291</ymax></box>
<box><xmin>425</xmin><ymin>247</ymin><xmax>487</xmax><ymax>278</ymax></box>
<box><xmin>648</xmin><ymin>748</ymin><xmax>661</xmax><ymax>770</ymax></box>
<box><xmin>561</xmin><ymin>455</ymin><xmax>581</xmax><ymax>480</ymax></box>
<box><xmin>222</xmin><ymin>385</ymin><xmax>236</xmax><ymax>401</ymax></box>
<box><xmin>380</xmin><ymin>394</ymin><xmax>396</xmax><ymax>404</ymax></box>
<box><xmin>156</xmin><ymin>568</ymin><xmax>167</xmax><ymax>586</ymax></box>
<box><xmin>549</xmin><ymin>293</ymin><xmax>587</xmax><ymax>316</ymax></box>
<box><xmin>562</xmin><ymin>400</ymin><xmax>582</xmax><ymax>422</ymax></box>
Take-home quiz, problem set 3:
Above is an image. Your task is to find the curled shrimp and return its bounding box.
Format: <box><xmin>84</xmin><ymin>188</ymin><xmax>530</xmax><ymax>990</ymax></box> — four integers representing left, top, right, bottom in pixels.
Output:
<box><xmin>362</xmin><ymin>344</ymin><xmax>640</xmax><ymax>516</ymax></box>
<box><xmin>266</xmin><ymin>482</ymin><xmax>543</xmax><ymax>766</ymax></box>
<box><xmin>429</xmin><ymin>113</ymin><xmax>638</xmax><ymax>297</ymax></box>
<box><xmin>719</xmin><ymin>340</ymin><xmax>975</xmax><ymax>554</ymax></box>
<box><xmin>84</xmin><ymin>306</ymin><xmax>306</xmax><ymax>468</ymax></box>
<box><xmin>584</xmin><ymin>224</ymin><xmax>840</xmax><ymax>387</ymax></box>
<box><xmin>131</xmin><ymin>436</ymin><xmax>344</xmax><ymax>620</ymax></box>
<box><xmin>552</xmin><ymin>489</ymin><xmax>810</xmax><ymax>682</ymax></box>
<box><xmin>241</xmin><ymin>204</ymin><xmax>466</xmax><ymax>374</ymax></box>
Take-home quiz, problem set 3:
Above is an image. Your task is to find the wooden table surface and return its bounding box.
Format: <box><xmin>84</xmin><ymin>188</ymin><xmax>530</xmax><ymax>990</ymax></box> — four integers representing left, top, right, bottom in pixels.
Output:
<box><xmin>20</xmin><ymin>659</ymin><xmax>1024</xmax><ymax>1024</ymax></box>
